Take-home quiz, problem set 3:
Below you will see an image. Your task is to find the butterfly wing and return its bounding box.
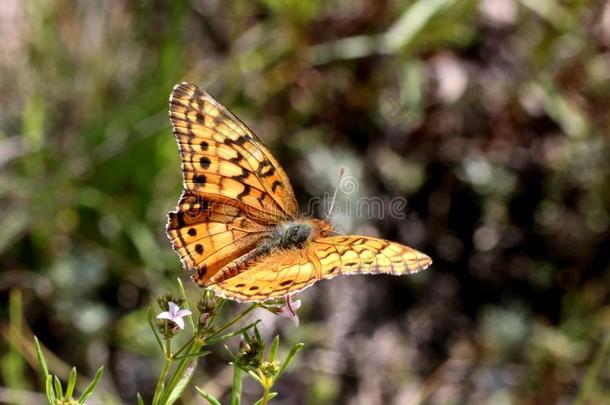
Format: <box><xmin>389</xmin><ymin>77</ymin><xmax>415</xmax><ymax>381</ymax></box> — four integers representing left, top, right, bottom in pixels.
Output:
<box><xmin>167</xmin><ymin>82</ymin><xmax>299</xmax><ymax>284</ymax></box>
<box><xmin>169</xmin><ymin>82</ymin><xmax>298</xmax><ymax>222</ymax></box>
<box><xmin>167</xmin><ymin>191</ymin><xmax>271</xmax><ymax>284</ymax></box>
<box><xmin>211</xmin><ymin>235</ymin><xmax>432</xmax><ymax>302</ymax></box>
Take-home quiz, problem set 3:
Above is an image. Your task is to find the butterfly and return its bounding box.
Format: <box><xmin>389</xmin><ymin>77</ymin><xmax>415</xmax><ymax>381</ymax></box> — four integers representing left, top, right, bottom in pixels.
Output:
<box><xmin>166</xmin><ymin>82</ymin><xmax>432</xmax><ymax>302</ymax></box>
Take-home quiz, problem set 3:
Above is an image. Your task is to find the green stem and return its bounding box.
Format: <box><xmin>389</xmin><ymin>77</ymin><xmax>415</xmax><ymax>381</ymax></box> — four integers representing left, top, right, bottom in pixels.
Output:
<box><xmin>257</xmin><ymin>369</ymin><xmax>273</xmax><ymax>405</ymax></box>
<box><xmin>261</xmin><ymin>386</ymin><xmax>271</xmax><ymax>405</ymax></box>
<box><xmin>230</xmin><ymin>366</ymin><xmax>243</xmax><ymax>405</ymax></box>
<box><xmin>152</xmin><ymin>339</ymin><xmax>173</xmax><ymax>405</ymax></box>
<box><xmin>209</xmin><ymin>304</ymin><xmax>257</xmax><ymax>340</ymax></box>
<box><xmin>159</xmin><ymin>339</ymin><xmax>204</xmax><ymax>404</ymax></box>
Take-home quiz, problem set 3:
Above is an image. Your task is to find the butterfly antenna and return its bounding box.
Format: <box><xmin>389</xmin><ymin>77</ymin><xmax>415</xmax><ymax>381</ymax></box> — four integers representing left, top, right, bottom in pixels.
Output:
<box><xmin>326</xmin><ymin>167</ymin><xmax>345</xmax><ymax>220</ymax></box>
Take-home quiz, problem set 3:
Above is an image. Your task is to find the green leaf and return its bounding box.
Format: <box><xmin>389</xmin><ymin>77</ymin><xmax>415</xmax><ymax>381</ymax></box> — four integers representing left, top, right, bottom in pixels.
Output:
<box><xmin>147</xmin><ymin>307</ymin><xmax>164</xmax><ymax>353</ymax></box>
<box><xmin>77</xmin><ymin>366</ymin><xmax>104</xmax><ymax>404</ymax></box>
<box><xmin>246</xmin><ymin>370</ymin><xmax>263</xmax><ymax>385</ymax></box>
<box><xmin>53</xmin><ymin>375</ymin><xmax>63</xmax><ymax>399</ymax></box>
<box><xmin>34</xmin><ymin>336</ymin><xmax>50</xmax><ymax>380</ymax></box>
<box><xmin>137</xmin><ymin>393</ymin><xmax>145</xmax><ymax>405</ymax></box>
<box><xmin>66</xmin><ymin>367</ymin><xmax>77</xmax><ymax>398</ymax></box>
<box><xmin>45</xmin><ymin>375</ymin><xmax>55</xmax><ymax>404</ymax></box>
<box><xmin>277</xmin><ymin>343</ymin><xmax>304</xmax><ymax>378</ymax></box>
<box><xmin>269</xmin><ymin>336</ymin><xmax>280</xmax><ymax>362</ymax></box>
<box><xmin>253</xmin><ymin>324</ymin><xmax>262</xmax><ymax>343</ymax></box>
<box><xmin>195</xmin><ymin>387</ymin><xmax>222</xmax><ymax>405</ymax></box>
<box><xmin>165</xmin><ymin>359</ymin><xmax>198</xmax><ymax>405</ymax></box>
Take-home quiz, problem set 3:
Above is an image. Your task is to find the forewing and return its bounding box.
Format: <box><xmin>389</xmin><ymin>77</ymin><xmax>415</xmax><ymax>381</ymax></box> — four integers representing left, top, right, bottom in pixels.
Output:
<box><xmin>169</xmin><ymin>82</ymin><xmax>298</xmax><ymax>222</ymax></box>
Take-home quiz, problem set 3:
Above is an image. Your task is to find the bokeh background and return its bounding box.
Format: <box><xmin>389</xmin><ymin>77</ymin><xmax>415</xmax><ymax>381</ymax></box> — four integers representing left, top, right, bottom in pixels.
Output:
<box><xmin>2</xmin><ymin>0</ymin><xmax>610</xmax><ymax>404</ymax></box>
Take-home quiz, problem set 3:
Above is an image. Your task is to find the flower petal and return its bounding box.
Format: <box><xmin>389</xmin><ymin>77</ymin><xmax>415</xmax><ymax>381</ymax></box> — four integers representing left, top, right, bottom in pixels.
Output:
<box><xmin>176</xmin><ymin>309</ymin><xmax>192</xmax><ymax>318</ymax></box>
<box><xmin>157</xmin><ymin>311</ymin><xmax>172</xmax><ymax>320</ymax></box>
<box><xmin>173</xmin><ymin>316</ymin><xmax>185</xmax><ymax>330</ymax></box>
<box><xmin>167</xmin><ymin>302</ymin><xmax>179</xmax><ymax>316</ymax></box>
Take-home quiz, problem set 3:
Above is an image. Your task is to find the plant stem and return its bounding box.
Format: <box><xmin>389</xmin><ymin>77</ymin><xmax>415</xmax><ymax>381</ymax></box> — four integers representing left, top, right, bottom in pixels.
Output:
<box><xmin>256</xmin><ymin>369</ymin><xmax>272</xmax><ymax>405</ymax></box>
<box><xmin>230</xmin><ymin>366</ymin><xmax>243</xmax><ymax>405</ymax></box>
<box><xmin>261</xmin><ymin>386</ymin><xmax>271</xmax><ymax>405</ymax></box>
<box><xmin>210</xmin><ymin>305</ymin><xmax>257</xmax><ymax>339</ymax></box>
<box><xmin>159</xmin><ymin>339</ymin><xmax>203</xmax><ymax>404</ymax></box>
<box><xmin>152</xmin><ymin>339</ymin><xmax>173</xmax><ymax>405</ymax></box>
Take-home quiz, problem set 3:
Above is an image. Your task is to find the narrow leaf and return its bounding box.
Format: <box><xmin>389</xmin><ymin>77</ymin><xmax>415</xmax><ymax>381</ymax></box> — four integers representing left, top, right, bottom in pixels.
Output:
<box><xmin>165</xmin><ymin>359</ymin><xmax>198</xmax><ymax>405</ymax></box>
<box><xmin>146</xmin><ymin>307</ymin><xmax>164</xmax><ymax>353</ymax></box>
<box><xmin>45</xmin><ymin>375</ymin><xmax>55</xmax><ymax>404</ymax></box>
<box><xmin>269</xmin><ymin>336</ymin><xmax>280</xmax><ymax>362</ymax></box>
<box><xmin>66</xmin><ymin>367</ymin><xmax>77</xmax><ymax>398</ymax></box>
<box><xmin>34</xmin><ymin>336</ymin><xmax>50</xmax><ymax>380</ymax></box>
<box><xmin>77</xmin><ymin>366</ymin><xmax>104</xmax><ymax>403</ymax></box>
<box><xmin>277</xmin><ymin>343</ymin><xmax>305</xmax><ymax>378</ymax></box>
<box><xmin>53</xmin><ymin>376</ymin><xmax>63</xmax><ymax>399</ymax></box>
<box><xmin>195</xmin><ymin>387</ymin><xmax>222</xmax><ymax>405</ymax></box>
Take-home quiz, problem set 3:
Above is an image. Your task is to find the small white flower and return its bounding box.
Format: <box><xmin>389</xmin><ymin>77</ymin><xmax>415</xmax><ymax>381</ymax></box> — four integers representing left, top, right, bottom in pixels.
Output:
<box><xmin>277</xmin><ymin>296</ymin><xmax>302</xmax><ymax>326</ymax></box>
<box><xmin>157</xmin><ymin>301</ymin><xmax>192</xmax><ymax>330</ymax></box>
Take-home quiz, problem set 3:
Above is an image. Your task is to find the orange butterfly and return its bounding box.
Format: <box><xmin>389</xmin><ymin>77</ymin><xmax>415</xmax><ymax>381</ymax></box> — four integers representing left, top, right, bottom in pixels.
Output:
<box><xmin>166</xmin><ymin>82</ymin><xmax>431</xmax><ymax>302</ymax></box>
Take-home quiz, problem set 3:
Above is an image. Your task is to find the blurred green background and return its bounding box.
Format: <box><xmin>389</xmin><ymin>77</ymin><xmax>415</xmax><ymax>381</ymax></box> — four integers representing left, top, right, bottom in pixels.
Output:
<box><xmin>2</xmin><ymin>0</ymin><xmax>610</xmax><ymax>403</ymax></box>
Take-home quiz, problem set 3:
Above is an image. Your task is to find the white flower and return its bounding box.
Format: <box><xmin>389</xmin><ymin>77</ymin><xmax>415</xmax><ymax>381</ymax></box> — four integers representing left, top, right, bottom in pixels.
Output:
<box><xmin>277</xmin><ymin>296</ymin><xmax>302</xmax><ymax>326</ymax></box>
<box><xmin>156</xmin><ymin>301</ymin><xmax>192</xmax><ymax>330</ymax></box>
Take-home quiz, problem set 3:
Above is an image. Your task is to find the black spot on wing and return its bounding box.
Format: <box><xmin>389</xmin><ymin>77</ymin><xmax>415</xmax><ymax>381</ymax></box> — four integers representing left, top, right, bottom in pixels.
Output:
<box><xmin>200</xmin><ymin>156</ymin><xmax>211</xmax><ymax>169</ymax></box>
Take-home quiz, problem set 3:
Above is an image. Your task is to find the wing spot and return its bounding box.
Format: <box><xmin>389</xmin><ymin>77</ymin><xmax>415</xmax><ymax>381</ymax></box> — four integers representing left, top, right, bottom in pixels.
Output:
<box><xmin>257</xmin><ymin>160</ymin><xmax>275</xmax><ymax>177</ymax></box>
<box><xmin>346</xmin><ymin>262</ymin><xmax>357</xmax><ymax>267</ymax></box>
<box><xmin>235</xmin><ymin>283</ymin><xmax>246</xmax><ymax>288</ymax></box>
<box><xmin>279</xmin><ymin>280</ymin><xmax>293</xmax><ymax>286</ymax></box>
<box><xmin>249</xmin><ymin>285</ymin><xmax>259</xmax><ymax>291</ymax></box>
<box><xmin>194</xmin><ymin>174</ymin><xmax>206</xmax><ymax>184</ymax></box>
<box><xmin>195</xmin><ymin>244</ymin><xmax>204</xmax><ymax>255</ymax></box>
<box><xmin>200</xmin><ymin>156</ymin><xmax>211</xmax><ymax>169</ymax></box>
<box><xmin>271</xmin><ymin>180</ymin><xmax>282</xmax><ymax>192</ymax></box>
<box><xmin>188</xmin><ymin>228</ymin><xmax>197</xmax><ymax>237</ymax></box>
<box><xmin>200</xmin><ymin>140</ymin><xmax>209</xmax><ymax>150</ymax></box>
<box><xmin>329</xmin><ymin>266</ymin><xmax>339</xmax><ymax>274</ymax></box>
<box><xmin>196</xmin><ymin>112</ymin><xmax>205</xmax><ymax>124</ymax></box>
